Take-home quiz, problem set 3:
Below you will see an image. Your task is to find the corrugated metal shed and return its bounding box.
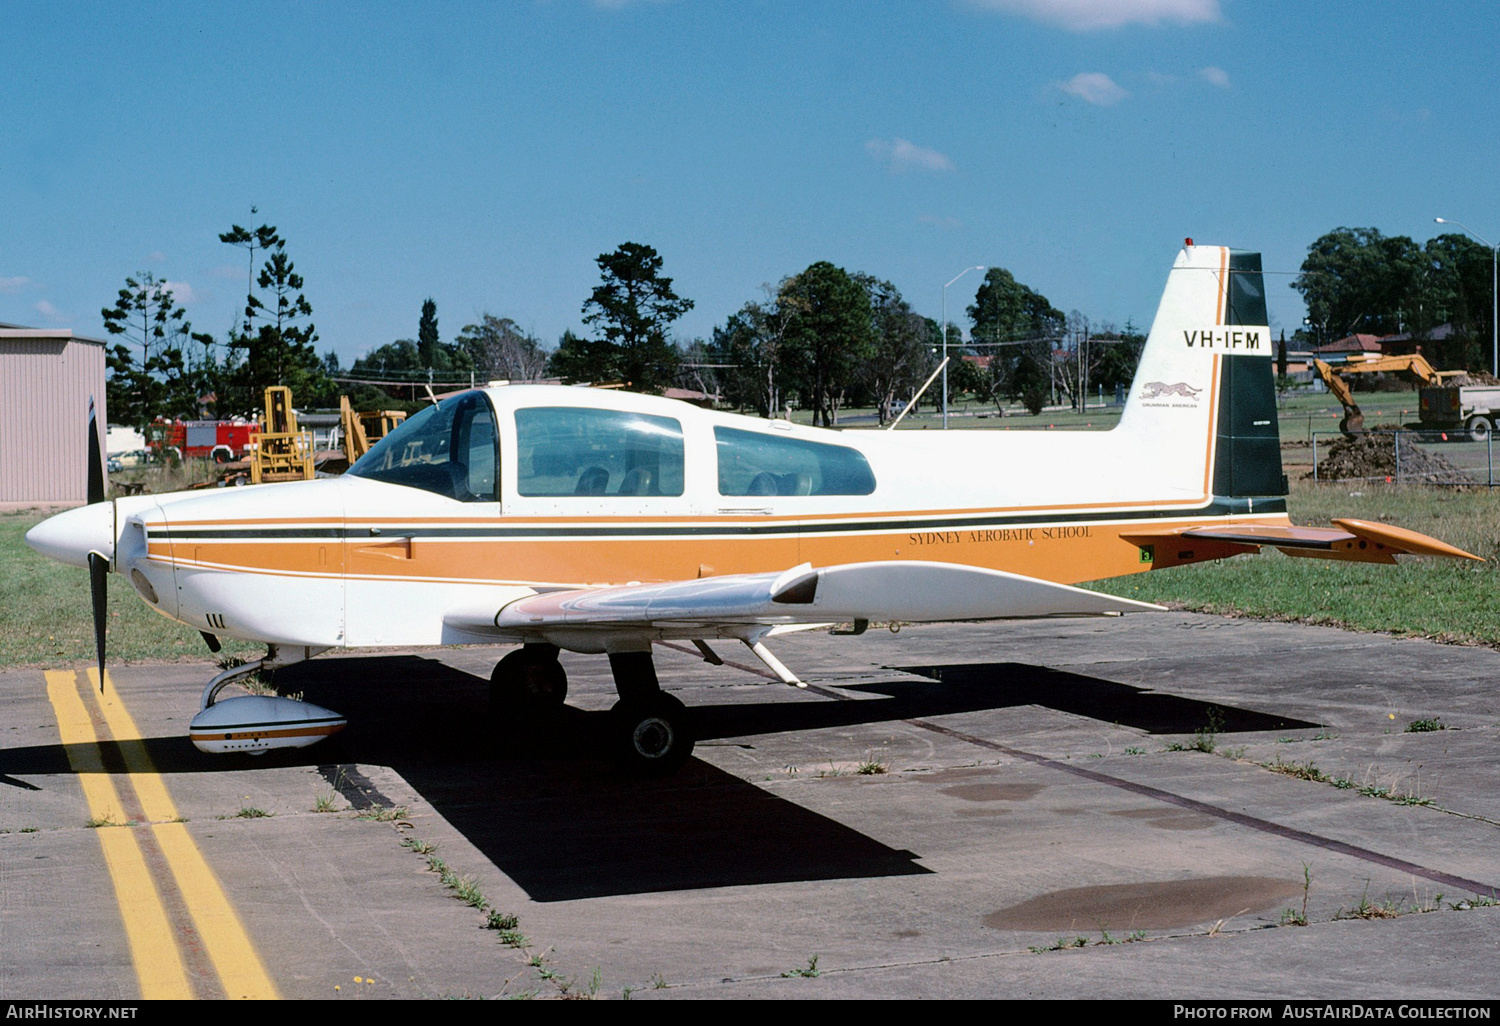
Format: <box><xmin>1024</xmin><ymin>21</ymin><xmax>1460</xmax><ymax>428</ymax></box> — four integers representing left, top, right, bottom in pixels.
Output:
<box><xmin>0</xmin><ymin>323</ymin><xmax>107</xmax><ymax>505</ymax></box>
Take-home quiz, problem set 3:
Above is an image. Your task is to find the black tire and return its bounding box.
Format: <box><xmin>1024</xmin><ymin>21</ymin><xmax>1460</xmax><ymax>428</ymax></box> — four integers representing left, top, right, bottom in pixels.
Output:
<box><xmin>611</xmin><ymin>692</ymin><xmax>694</xmax><ymax>775</ymax></box>
<box><xmin>490</xmin><ymin>646</ymin><xmax>567</xmax><ymax>713</ymax></box>
<box><xmin>1467</xmin><ymin>415</ymin><xmax>1493</xmax><ymax>443</ymax></box>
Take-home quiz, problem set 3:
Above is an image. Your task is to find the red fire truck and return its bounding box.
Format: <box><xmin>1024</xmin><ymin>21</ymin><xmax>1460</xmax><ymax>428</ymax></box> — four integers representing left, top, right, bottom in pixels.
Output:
<box><xmin>146</xmin><ymin>419</ymin><xmax>260</xmax><ymax>463</ymax></box>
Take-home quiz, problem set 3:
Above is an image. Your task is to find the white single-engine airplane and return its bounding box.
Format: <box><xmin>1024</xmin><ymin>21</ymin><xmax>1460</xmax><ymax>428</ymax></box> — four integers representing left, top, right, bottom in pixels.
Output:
<box><xmin>28</xmin><ymin>243</ymin><xmax>1479</xmax><ymax>771</ymax></box>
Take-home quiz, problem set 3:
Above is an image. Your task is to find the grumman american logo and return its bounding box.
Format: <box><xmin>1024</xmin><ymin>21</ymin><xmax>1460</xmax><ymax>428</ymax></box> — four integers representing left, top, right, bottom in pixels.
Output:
<box><xmin>1141</xmin><ymin>381</ymin><xmax>1202</xmax><ymax>400</ymax></box>
<box><xmin>1184</xmin><ymin>328</ymin><xmax>1266</xmax><ymax>351</ymax></box>
<box><xmin>1139</xmin><ymin>381</ymin><xmax>1202</xmax><ymax>408</ymax></box>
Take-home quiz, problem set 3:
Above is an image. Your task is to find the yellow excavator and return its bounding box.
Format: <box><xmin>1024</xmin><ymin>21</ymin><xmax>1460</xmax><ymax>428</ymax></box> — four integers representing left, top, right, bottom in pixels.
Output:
<box><xmin>1313</xmin><ymin>354</ymin><xmax>1467</xmax><ymax>436</ymax></box>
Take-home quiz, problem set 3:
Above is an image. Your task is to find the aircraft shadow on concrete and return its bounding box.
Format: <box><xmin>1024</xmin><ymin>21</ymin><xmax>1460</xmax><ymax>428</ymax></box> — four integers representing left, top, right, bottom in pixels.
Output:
<box><xmin>887</xmin><ymin>662</ymin><xmax>1320</xmax><ymax>735</ymax></box>
<box><xmin>1</xmin><ymin>654</ymin><xmax>1310</xmax><ymax>901</ymax></box>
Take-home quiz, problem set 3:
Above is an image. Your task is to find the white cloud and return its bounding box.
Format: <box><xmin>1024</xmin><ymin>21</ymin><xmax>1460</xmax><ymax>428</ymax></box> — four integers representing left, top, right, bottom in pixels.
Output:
<box><xmin>163</xmin><ymin>280</ymin><xmax>199</xmax><ymax>304</ymax></box>
<box><xmin>34</xmin><ymin>299</ymin><xmax>70</xmax><ymax>324</ymax></box>
<box><xmin>1059</xmin><ymin>72</ymin><xmax>1129</xmax><ymax>106</ymax></box>
<box><xmin>1200</xmin><ymin>65</ymin><xmax>1230</xmax><ymax>88</ymax></box>
<box><xmin>0</xmin><ymin>276</ymin><xmax>31</xmax><ymax>294</ymax></box>
<box><xmin>967</xmin><ymin>0</ymin><xmax>1222</xmax><ymax>31</ymax></box>
<box><xmin>866</xmin><ymin>137</ymin><xmax>956</xmax><ymax>174</ymax></box>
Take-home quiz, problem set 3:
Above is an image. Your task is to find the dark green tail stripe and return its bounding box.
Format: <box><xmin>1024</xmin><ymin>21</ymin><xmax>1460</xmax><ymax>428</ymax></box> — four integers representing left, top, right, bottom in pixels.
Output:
<box><xmin>1213</xmin><ymin>251</ymin><xmax>1288</xmax><ymax>498</ymax></box>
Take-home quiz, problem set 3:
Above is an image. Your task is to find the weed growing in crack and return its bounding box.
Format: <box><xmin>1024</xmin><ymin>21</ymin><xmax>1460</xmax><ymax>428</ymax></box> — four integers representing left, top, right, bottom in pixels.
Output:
<box><xmin>1282</xmin><ymin>863</ymin><xmax>1313</xmax><ymax>926</ymax></box>
<box><xmin>1264</xmin><ymin>756</ymin><xmax>1328</xmax><ymax>782</ymax></box>
<box><xmin>1166</xmin><ymin>708</ymin><xmax>1223</xmax><ymax>753</ymax></box>
<box><xmin>355</xmin><ymin>804</ymin><xmax>410</xmax><ymax>822</ymax></box>
<box><xmin>781</xmin><ymin>955</ymin><xmax>821</xmax><ymax>978</ymax></box>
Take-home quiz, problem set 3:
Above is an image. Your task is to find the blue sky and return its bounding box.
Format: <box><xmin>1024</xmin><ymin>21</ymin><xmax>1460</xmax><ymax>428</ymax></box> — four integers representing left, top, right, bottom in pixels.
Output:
<box><xmin>4</xmin><ymin>0</ymin><xmax>1498</xmax><ymax>365</ymax></box>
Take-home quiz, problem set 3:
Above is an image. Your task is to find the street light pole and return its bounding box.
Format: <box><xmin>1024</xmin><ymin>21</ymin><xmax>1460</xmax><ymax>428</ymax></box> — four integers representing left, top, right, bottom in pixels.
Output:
<box><xmin>1435</xmin><ymin>217</ymin><xmax>1498</xmax><ymax>378</ymax></box>
<box><xmin>942</xmin><ymin>265</ymin><xmax>985</xmax><ymax>429</ymax></box>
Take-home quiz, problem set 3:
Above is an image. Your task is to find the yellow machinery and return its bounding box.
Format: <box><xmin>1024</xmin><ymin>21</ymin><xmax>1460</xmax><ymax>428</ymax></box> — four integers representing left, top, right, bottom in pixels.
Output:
<box><xmin>250</xmin><ymin>386</ymin><xmax>315</xmax><ymax>484</ymax></box>
<box><xmin>1313</xmin><ymin>353</ymin><xmax>1467</xmax><ymax>436</ymax></box>
<box><xmin>339</xmin><ymin>395</ymin><xmax>407</xmax><ymax>464</ymax></box>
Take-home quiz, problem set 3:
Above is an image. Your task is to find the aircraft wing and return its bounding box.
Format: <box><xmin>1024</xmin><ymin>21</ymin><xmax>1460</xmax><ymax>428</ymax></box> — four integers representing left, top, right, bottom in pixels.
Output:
<box><xmin>444</xmin><ymin>560</ymin><xmax>1163</xmax><ymax>641</ymax></box>
<box><xmin>1122</xmin><ymin>518</ymin><xmax>1482</xmax><ymax>566</ymax></box>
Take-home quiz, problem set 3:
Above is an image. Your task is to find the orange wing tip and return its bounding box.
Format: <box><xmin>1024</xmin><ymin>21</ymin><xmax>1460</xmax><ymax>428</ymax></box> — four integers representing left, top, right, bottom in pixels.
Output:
<box><xmin>1331</xmin><ymin>519</ymin><xmax>1484</xmax><ymax>562</ymax></box>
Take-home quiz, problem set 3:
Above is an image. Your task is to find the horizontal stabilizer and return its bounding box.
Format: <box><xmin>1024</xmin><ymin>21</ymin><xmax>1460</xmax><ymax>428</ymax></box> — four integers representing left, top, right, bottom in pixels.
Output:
<box><xmin>447</xmin><ymin>560</ymin><xmax>1163</xmax><ymax>637</ymax></box>
<box><xmin>1124</xmin><ymin>519</ymin><xmax>1482</xmax><ymax>564</ymax></box>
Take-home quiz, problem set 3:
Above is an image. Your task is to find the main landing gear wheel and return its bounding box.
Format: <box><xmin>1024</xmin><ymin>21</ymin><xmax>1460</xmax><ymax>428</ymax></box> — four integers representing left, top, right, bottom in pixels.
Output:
<box><xmin>610</xmin><ymin>692</ymin><xmax>693</xmax><ymax>775</ymax></box>
<box><xmin>490</xmin><ymin>644</ymin><xmax>567</xmax><ymax>714</ymax></box>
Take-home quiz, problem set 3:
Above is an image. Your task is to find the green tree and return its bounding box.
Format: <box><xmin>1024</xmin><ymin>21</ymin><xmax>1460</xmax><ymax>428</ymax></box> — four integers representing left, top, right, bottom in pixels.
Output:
<box><xmin>853</xmin><ymin>275</ymin><xmax>934</xmax><ymax>423</ymax></box>
<box><xmin>218</xmin><ymin>223</ymin><xmax>333</xmax><ymax>413</ymax></box>
<box><xmin>708</xmin><ymin>291</ymin><xmax>799</xmax><ymax>417</ymax></box>
<box><xmin>547</xmin><ymin>329</ymin><xmax>600</xmax><ymax>384</ymax></box>
<box><xmin>780</xmin><ymin>262</ymin><xmax>874</xmax><ymax>427</ymax></box>
<box><xmin>1091</xmin><ymin>319</ymin><xmax>1147</xmax><ymax>397</ymax></box>
<box><xmin>218</xmin><ymin>218</ymin><xmax>282</xmax><ymax>335</ymax></box>
<box><xmin>418</xmin><ymin>297</ymin><xmax>441</xmax><ymax>369</ymax></box>
<box><xmin>101</xmin><ymin>273</ymin><xmax>202</xmax><ymax>428</ymax></box>
<box><xmin>1292</xmin><ymin>227</ymin><xmax>1426</xmax><ymax>345</ymax></box>
<box><xmin>968</xmin><ymin>266</ymin><xmax>1064</xmax><ymax>415</ymax></box>
<box><xmin>1422</xmin><ymin>233</ymin><xmax>1491</xmax><ymax>369</ymax></box>
<box><xmin>574</xmin><ymin>242</ymin><xmax>694</xmax><ymax>393</ymax></box>
<box><xmin>351</xmin><ymin>340</ymin><xmax>423</xmax><ymax>379</ymax></box>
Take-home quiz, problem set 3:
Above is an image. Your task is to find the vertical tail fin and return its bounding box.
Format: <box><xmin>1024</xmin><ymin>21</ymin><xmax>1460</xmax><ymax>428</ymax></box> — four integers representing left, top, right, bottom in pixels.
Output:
<box><xmin>1118</xmin><ymin>244</ymin><xmax>1285</xmax><ymax>504</ymax></box>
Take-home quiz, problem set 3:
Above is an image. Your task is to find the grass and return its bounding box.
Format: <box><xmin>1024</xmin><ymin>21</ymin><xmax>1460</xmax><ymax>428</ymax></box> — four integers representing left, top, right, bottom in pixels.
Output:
<box><xmin>1092</xmin><ymin>480</ymin><xmax>1500</xmax><ymax>649</ymax></box>
<box><xmin>1</xmin><ymin>509</ymin><xmax>261</xmax><ymax>667</ymax></box>
<box><xmin>1406</xmin><ymin>717</ymin><xmax>1446</xmax><ymax>733</ymax></box>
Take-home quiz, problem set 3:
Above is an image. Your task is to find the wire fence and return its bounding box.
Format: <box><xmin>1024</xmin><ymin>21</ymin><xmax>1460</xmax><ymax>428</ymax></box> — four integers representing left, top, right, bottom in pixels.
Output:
<box><xmin>1310</xmin><ymin>430</ymin><xmax>1496</xmax><ymax>486</ymax></box>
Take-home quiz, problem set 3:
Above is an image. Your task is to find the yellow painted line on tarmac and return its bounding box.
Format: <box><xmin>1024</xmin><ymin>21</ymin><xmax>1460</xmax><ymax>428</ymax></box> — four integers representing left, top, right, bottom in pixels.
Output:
<box><xmin>86</xmin><ymin>667</ymin><xmax>280</xmax><ymax>1001</ymax></box>
<box><xmin>44</xmin><ymin>670</ymin><xmax>193</xmax><ymax>1000</ymax></box>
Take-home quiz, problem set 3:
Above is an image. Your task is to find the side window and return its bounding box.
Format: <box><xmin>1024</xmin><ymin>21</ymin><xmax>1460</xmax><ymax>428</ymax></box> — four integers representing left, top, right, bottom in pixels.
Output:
<box><xmin>348</xmin><ymin>391</ymin><xmax>499</xmax><ymax>501</ymax></box>
<box><xmin>715</xmin><ymin>427</ymin><xmax>875</xmax><ymax>496</ymax></box>
<box><xmin>515</xmin><ymin>407</ymin><xmax>684</xmax><ymax>497</ymax></box>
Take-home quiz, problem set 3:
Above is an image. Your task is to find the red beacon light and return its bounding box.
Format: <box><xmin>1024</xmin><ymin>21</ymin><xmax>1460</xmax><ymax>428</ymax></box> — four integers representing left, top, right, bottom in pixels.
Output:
<box><xmin>1184</xmin><ymin>237</ymin><xmax>1195</xmax><ymax>247</ymax></box>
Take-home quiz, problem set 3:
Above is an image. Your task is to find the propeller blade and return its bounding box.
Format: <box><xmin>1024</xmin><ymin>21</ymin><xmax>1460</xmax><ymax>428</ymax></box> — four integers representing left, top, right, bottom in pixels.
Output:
<box><xmin>87</xmin><ymin>396</ymin><xmax>106</xmax><ymax>506</ymax></box>
<box><xmin>88</xmin><ymin>551</ymin><xmax>108</xmax><ymax>692</ymax></box>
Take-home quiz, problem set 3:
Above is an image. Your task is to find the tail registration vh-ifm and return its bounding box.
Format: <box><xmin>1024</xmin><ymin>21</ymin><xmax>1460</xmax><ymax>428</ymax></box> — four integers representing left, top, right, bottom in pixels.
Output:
<box><xmin>27</xmin><ymin>243</ymin><xmax>1480</xmax><ymax>771</ymax></box>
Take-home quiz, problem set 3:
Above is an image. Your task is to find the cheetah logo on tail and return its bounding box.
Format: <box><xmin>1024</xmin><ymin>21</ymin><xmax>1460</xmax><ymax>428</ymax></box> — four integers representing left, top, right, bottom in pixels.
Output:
<box><xmin>1140</xmin><ymin>381</ymin><xmax>1202</xmax><ymax>400</ymax></box>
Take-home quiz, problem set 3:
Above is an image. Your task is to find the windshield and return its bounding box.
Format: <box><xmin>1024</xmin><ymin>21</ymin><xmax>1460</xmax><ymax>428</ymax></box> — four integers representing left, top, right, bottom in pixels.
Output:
<box><xmin>348</xmin><ymin>391</ymin><xmax>498</xmax><ymax>501</ymax></box>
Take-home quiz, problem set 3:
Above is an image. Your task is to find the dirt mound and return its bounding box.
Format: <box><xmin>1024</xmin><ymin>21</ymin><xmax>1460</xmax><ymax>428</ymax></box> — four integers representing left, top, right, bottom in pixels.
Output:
<box><xmin>1445</xmin><ymin>370</ymin><xmax>1500</xmax><ymax>387</ymax></box>
<box><xmin>1311</xmin><ymin>433</ymin><xmax>1473</xmax><ymax>484</ymax></box>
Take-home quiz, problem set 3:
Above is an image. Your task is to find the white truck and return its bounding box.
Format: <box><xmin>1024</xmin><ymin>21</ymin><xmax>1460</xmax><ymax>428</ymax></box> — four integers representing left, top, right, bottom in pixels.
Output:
<box><xmin>1419</xmin><ymin>385</ymin><xmax>1500</xmax><ymax>441</ymax></box>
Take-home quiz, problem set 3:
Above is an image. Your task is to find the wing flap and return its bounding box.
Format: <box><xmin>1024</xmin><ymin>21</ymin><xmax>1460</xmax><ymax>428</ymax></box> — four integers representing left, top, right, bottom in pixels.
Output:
<box><xmin>479</xmin><ymin>560</ymin><xmax>1161</xmax><ymax>633</ymax></box>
